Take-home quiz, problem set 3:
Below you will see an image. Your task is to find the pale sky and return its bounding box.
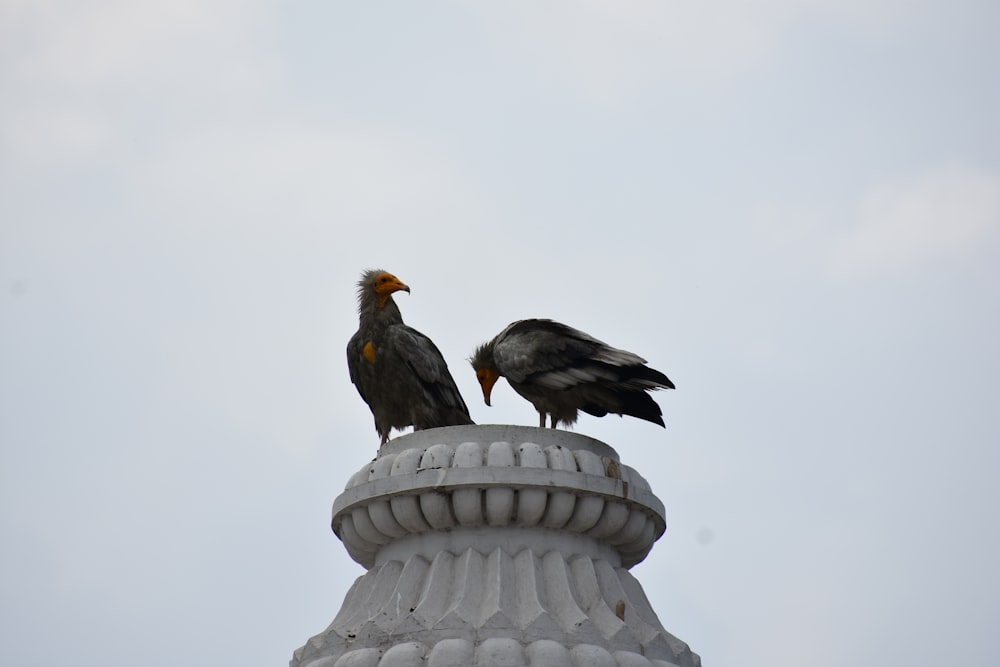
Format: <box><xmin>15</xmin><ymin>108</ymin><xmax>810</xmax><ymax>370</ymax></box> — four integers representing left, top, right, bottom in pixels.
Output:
<box><xmin>1</xmin><ymin>2</ymin><xmax>998</xmax><ymax>666</ymax></box>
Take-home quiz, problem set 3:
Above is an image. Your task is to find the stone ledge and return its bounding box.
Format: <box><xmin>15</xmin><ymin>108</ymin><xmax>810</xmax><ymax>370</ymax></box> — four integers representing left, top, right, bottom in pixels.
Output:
<box><xmin>332</xmin><ymin>426</ymin><xmax>666</xmax><ymax>568</ymax></box>
<box><xmin>375</xmin><ymin>425</ymin><xmax>621</xmax><ymax>461</ymax></box>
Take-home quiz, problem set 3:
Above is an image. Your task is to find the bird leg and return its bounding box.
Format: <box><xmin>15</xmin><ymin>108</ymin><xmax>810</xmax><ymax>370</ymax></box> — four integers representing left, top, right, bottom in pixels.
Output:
<box><xmin>538</xmin><ymin>412</ymin><xmax>546</xmax><ymax>428</ymax></box>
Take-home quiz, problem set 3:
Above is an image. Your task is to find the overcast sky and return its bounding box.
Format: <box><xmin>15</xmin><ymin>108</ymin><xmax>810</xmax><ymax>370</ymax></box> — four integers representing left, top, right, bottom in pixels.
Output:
<box><xmin>2</xmin><ymin>1</ymin><xmax>998</xmax><ymax>666</ymax></box>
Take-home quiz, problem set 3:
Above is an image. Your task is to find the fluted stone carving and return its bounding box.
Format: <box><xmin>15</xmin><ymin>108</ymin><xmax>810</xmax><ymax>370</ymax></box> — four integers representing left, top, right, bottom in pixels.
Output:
<box><xmin>291</xmin><ymin>425</ymin><xmax>700</xmax><ymax>667</ymax></box>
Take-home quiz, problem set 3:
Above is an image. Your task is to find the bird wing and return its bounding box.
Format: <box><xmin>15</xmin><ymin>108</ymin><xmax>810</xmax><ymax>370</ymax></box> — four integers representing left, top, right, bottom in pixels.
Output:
<box><xmin>386</xmin><ymin>325</ymin><xmax>472</xmax><ymax>415</ymax></box>
<box><xmin>493</xmin><ymin>319</ymin><xmax>646</xmax><ymax>387</ymax></box>
<box><xmin>346</xmin><ymin>332</ymin><xmax>375</xmax><ymax>405</ymax></box>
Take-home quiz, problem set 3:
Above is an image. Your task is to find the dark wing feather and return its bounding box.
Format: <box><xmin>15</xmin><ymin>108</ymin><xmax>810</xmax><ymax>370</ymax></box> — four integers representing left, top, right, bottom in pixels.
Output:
<box><xmin>491</xmin><ymin>318</ymin><xmax>673</xmax><ymax>428</ymax></box>
<box><xmin>385</xmin><ymin>325</ymin><xmax>473</xmax><ymax>427</ymax></box>
<box><xmin>494</xmin><ymin>319</ymin><xmax>646</xmax><ymax>386</ymax></box>
<box><xmin>346</xmin><ymin>332</ymin><xmax>373</xmax><ymax>405</ymax></box>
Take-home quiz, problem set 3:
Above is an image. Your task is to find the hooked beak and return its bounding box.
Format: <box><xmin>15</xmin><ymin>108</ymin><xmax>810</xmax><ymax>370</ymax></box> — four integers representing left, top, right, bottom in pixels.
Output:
<box><xmin>375</xmin><ymin>274</ymin><xmax>410</xmax><ymax>308</ymax></box>
<box><xmin>477</xmin><ymin>368</ymin><xmax>499</xmax><ymax>406</ymax></box>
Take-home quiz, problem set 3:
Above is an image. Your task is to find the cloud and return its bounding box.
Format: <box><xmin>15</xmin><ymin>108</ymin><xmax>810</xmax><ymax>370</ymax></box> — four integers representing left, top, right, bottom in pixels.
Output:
<box><xmin>830</xmin><ymin>163</ymin><xmax>1000</xmax><ymax>279</ymax></box>
<box><xmin>1</xmin><ymin>0</ymin><xmax>272</xmax><ymax>86</ymax></box>
<box><xmin>461</xmin><ymin>0</ymin><xmax>779</xmax><ymax>104</ymax></box>
<box><xmin>0</xmin><ymin>0</ymin><xmax>278</xmax><ymax>166</ymax></box>
<box><xmin>458</xmin><ymin>0</ymin><xmax>938</xmax><ymax>105</ymax></box>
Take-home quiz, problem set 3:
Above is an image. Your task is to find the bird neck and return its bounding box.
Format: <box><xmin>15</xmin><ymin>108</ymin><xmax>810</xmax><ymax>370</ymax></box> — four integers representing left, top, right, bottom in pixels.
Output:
<box><xmin>358</xmin><ymin>293</ymin><xmax>403</xmax><ymax>327</ymax></box>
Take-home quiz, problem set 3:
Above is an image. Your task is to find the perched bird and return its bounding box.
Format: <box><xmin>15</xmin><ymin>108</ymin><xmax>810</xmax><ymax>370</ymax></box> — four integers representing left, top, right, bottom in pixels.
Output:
<box><xmin>347</xmin><ymin>269</ymin><xmax>474</xmax><ymax>445</ymax></box>
<box><xmin>469</xmin><ymin>318</ymin><xmax>674</xmax><ymax>429</ymax></box>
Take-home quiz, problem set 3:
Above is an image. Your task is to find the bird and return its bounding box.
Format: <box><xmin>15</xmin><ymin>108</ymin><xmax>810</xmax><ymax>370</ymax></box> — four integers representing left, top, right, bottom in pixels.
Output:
<box><xmin>469</xmin><ymin>318</ymin><xmax>674</xmax><ymax>429</ymax></box>
<box><xmin>347</xmin><ymin>269</ymin><xmax>474</xmax><ymax>446</ymax></box>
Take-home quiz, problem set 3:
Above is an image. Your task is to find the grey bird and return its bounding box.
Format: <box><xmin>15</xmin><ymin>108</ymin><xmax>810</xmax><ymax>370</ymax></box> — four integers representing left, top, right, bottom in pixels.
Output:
<box><xmin>347</xmin><ymin>269</ymin><xmax>474</xmax><ymax>445</ymax></box>
<box><xmin>469</xmin><ymin>318</ymin><xmax>674</xmax><ymax>429</ymax></box>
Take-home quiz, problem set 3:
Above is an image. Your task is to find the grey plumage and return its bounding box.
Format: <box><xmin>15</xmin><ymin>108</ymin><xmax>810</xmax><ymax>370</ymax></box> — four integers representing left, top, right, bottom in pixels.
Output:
<box><xmin>348</xmin><ymin>269</ymin><xmax>473</xmax><ymax>445</ymax></box>
<box><xmin>470</xmin><ymin>318</ymin><xmax>674</xmax><ymax>429</ymax></box>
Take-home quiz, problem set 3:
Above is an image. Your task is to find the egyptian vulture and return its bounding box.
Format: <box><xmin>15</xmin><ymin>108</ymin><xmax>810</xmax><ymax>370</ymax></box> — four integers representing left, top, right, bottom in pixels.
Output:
<box><xmin>470</xmin><ymin>318</ymin><xmax>674</xmax><ymax>429</ymax></box>
<box><xmin>347</xmin><ymin>269</ymin><xmax>473</xmax><ymax>445</ymax></box>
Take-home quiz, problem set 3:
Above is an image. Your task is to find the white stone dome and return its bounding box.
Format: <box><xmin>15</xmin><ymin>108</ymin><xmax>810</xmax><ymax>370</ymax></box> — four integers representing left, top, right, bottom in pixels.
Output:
<box><xmin>291</xmin><ymin>425</ymin><xmax>700</xmax><ymax>667</ymax></box>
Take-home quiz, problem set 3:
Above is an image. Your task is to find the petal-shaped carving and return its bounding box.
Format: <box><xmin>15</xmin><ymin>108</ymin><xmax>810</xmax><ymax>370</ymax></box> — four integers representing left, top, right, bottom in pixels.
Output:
<box><xmin>370</xmin><ymin>454</ymin><xmax>396</xmax><ymax>480</ymax></box>
<box><xmin>410</xmin><ymin>550</ymin><xmax>455</xmax><ymax>628</ymax></box>
<box><xmin>389</xmin><ymin>493</ymin><xmax>431</xmax><ymax>534</ymax></box>
<box><xmin>570</xmin><ymin>643</ymin><xmax>617</xmax><ymax>667</ymax></box>
<box><xmin>420</xmin><ymin>444</ymin><xmax>454</xmax><ymax>469</ymax></box>
<box><xmin>391</xmin><ymin>448</ymin><xmax>423</xmax><ymax>474</ymax></box>
<box><xmin>293</xmin><ymin>547</ymin><xmax>695</xmax><ymax>667</ymax></box>
<box><xmin>514</xmin><ymin>442</ymin><xmax>548</xmax><ymax>526</ymax></box>
<box><xmin>452</xmin><ymin>442</ymin><xmax>485</xmax><ymax>526</ymax></box>
<box><xmin>525</xmin><ymin>639</ymin><xmax>571</xmax><ymax>666</ymax></box>
<box><xmin>567</xmin><ymin>555</ymin><xmax>631</xmax><ymax>648</ymax></box>
<box><xmin>588</xmin><ymin>501</ymin><xmax>631</xmax><ymax>540</ymax></box>
<box><xmin>540</xmin><ymin>445</ymin><xmax>578</xmax><ymax>529</ymax></box>
<box><xmin>419</xmin><ymin>489</ymin><xmax>454</xmax><ymax>531</ymax></box>
<box><xmin>486</xmin><ymin>442</ymin><xmax>515</xmax><ymax>526</ymax></box>
<box><xmin>540</xmin><ymin>551</ymin><xmax>595</xmax><ymax>637</ymax></box>
<box><xmin>607</xmin><ymin>509</ymin><xmax>649</xmax><ymax>548</ymax></box>
<box><xmin>338</xmin><ymin>515</ymin><xmax>377</xmax><ymax>564</ymax></box>
<box><xmin>351</xmin><ymin>507</ymin><xmax>388</xmax><ymax>546</ymax></box>
<box><xmin>436</xmin><ymin>548</ymin><xmax>485</xmax><ymax>630</ymax></box>
<box><xmin>565</xmin><ymin>450</ymin><xmax>606</xmax><ymax>532</ymax></box>
<box><xmin>475</xmin><ymin>637</ymin><xmax>525</xmax><ymax>666</ymax></box>
<box><xmin>426</xmin><ymin>638</ymin><xmax>474</xmax><ymax>667</ymax></box>
<box><xmin>613</xmin><ymin>651</ymin><xmax>655</xmax><ymax>667</ymax></box>
<box><xmin>367</xmin><ymin>499</ymin><xmax>408</xmax><ymax>539</ymax></box>
<box><xmin>372</xmin><ymin>555</ymin><xmax>430</xmax><ymax>635</ymax></box>
<box><xmin>332</xmin><ymin>648</ymin><xmax>382</xmax><ymax>667</ymax></box>
<box><xmin>379</xmin><ymin>642</ymin><xmax>427</xmax><ymax>667</ymax></box>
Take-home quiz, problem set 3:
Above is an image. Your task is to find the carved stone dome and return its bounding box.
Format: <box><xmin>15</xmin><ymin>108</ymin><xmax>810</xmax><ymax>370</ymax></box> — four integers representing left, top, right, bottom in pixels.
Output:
<box><xmin>291</xmin><ymin>425</ymin><xmax>700</xmax><ymax>667</ymax></box>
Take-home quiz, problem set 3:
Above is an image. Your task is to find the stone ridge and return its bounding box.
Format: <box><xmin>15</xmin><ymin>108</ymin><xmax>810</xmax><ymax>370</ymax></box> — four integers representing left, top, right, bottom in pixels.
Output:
<box><xmin>332</xmin><ymin>427</ymin><xmax>666</xmax><ymax>569</ymax></box>
<box><xmin>291</xmin><ymin>546</ymin><xmax>700</xmax><ymax>667</ymax></box>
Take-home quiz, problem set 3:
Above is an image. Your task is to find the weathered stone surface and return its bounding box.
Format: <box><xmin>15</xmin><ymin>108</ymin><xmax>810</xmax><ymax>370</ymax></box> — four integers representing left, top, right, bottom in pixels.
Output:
<box><xmin>291</xmin><ymin>425</ymin><xmax>700</xmax><ymax>667</ymax></box>
<box><xmin>331</xmin><ymin>426</ymin><xmax>663</xmax><ymax>569</ymax></box>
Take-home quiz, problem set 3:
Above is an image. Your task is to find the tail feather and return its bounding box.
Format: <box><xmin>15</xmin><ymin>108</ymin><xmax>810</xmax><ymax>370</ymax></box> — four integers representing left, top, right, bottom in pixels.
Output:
<box><xmin>626</xmin><ymin>363</ymin><xmax>674</xmax><ymax>390</ymax></box>
<box><xmin>580</xmin><ymin>385</ymin><xmax>667</xmax><ymax>427</ymax></box>
<box><xmin>617</xmin><ymin>390</ymin><xmax>666</xmax><ymax>427</ymax></box>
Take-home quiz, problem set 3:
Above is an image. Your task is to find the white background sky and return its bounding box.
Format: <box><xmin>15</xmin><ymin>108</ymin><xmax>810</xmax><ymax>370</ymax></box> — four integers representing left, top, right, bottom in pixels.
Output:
<box><xmin>2</xmin><ymin>1</ymin><xmax>998</xmax><ymax>665</ymax></box>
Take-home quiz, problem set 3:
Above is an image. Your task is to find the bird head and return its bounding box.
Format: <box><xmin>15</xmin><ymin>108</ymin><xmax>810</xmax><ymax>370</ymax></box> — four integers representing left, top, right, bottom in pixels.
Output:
<box><xmin>469</xmin><ymin>343</ymin><xmax>500</xmax><ymax>406</ymax></box>
<box><xmin>370</xmin><ymin>271</ymin><xmax>410</xmax><ymax>309</ymax></box>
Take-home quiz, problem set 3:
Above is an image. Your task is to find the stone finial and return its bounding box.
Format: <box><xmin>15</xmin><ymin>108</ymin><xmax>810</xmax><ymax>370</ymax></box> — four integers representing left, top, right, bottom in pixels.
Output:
<box><xmin>291</xmin><ymin>425</ymin><xmax>700</xmax><ymax>667</ymax></box>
